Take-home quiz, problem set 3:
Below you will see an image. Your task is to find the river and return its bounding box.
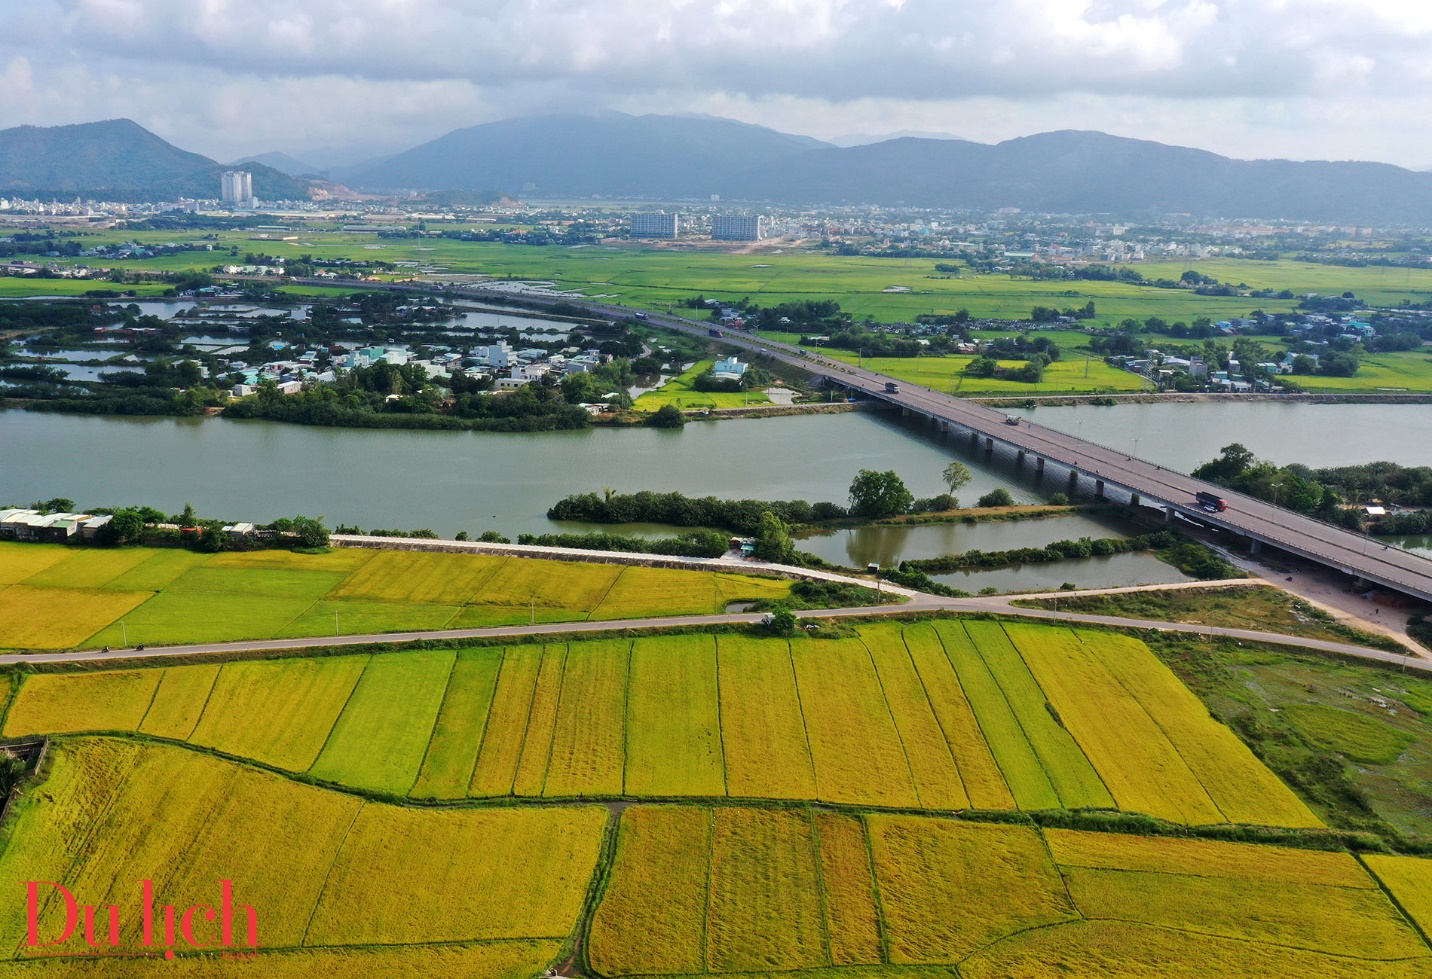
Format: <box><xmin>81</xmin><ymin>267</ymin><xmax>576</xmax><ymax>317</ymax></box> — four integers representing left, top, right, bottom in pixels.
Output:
<box><xmin>5</xmin><ymin>401</ymin><xmax>1429</xmax><ymax>569</ymax></box>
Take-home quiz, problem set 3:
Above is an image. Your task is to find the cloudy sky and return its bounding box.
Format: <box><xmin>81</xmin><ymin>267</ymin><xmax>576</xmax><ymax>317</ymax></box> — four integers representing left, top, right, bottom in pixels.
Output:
<box><xmin>5</xmin><ymin>0</ymin><xmax>1432</xmax><ymax>167</ymax></box>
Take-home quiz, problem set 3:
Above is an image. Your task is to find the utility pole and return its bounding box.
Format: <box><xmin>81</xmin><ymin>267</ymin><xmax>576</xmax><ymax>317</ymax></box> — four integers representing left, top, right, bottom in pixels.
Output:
<box><xmin>335</xmin><ymin>610</ymin><xmax>340</xmax><ymax>637</ymax></box>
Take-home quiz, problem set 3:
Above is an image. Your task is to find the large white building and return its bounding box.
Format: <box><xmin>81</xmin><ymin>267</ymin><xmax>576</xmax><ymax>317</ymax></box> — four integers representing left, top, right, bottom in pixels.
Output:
<box><xmin>712</xmin><ymin>214</ymin><xmax>764</xmax><ymax>241</ymax></box>
<box><xmin>630</xmin><ymin>212</ymin><xmax>679</xmax><ymax>239</ymax></box>
<box><xmin>221</xmin><ymin>171</ymin><xmax>254</xmax><ymax>206</ymax></box>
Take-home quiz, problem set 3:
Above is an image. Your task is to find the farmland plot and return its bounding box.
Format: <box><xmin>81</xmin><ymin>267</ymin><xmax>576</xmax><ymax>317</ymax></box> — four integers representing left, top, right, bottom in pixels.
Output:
<box><xmin>625</xmin><ymin>635</ymin><xmax>725</xmax><ymax>797</ymax></box>
<box><xmin>4</xmin><ymin>670</ymin><xmax>160</xmax><ymax>736</ymax></box>
<box><xmin>0</xmin><ymin>585</ymin><xmax>150</xmax><ymax>650</ymax></box>
<box><xmin>587</xmin><ymin>806</ymin><xmax>713</xmax><ymax>977</ymax></box>
<box><xmin>932</xmin><ymin>620</ymin><xmax>1059</xmax><ymax>810</ymax></box>
<box><xmin>0</xmin><ymin>542</ymin><xmax>71</xmax><ymax>584</ymax></box>
<box><xmin>812</xmin><ymin>812</ymin><xmax>884</xmax><ymax>966</ymax></box>
<box><xmin>469</xmin><ymin>645</ymin><xmax>545</xmax><ymax>797</ymax></box>
<box><xmin>544</xmin><ymin>638</ymin><xmax>628</xmax><ymax>797</ymax></box>
<box><xmin>188</xmin><ymin>656</ymin><xmax>368</xmax><ymax>772</ymax></box>
<box><xmin>136</xmin><ymin>665</ymin><xmax>220</xmax><ymax>740</ymax></box>
<box><xmin>1364</xmin><ymin>855</ymin><xmax>1432</xmax><ymax>937</ymax></box>
<box><xmin>512</xmin><ymin>644</ymin><xmax>567</xmax><ymax>796</ymax></box>
<box><xmin>1075</xmin><ymin>629</ymin><xmax>1322</xmax><ymax>827</ymax></box>
<box><xmin>861</xmin><ymin>623</ymin><xmax>970</xmax><ymax>810</ymax></box>
<box><xmin>1005</xmin><ymin>623</ymin><xmax>1223</xmax><ymax>824</ymax></box>
<box><xmin>900</xmin><ymin>623</ymin><xmax>1014</xmax><ymax>810</ymax></box>
<box><xmin>789</xmin><ymin>638</ymin><xmax>919</xmax><ymax>809</ymax></box>
<box><xmin>410</xmin><ymin>647</ymin><xmax>504</xmax><ymax>800</ymax></box>
<box><xmin>308</xmin><ymin>649</ymin><xmax>454</xmax><ymax>795</ymax></box>
<box><xmin>715</xmin><ymin>635</ymin><xmax>817</xmax><ymax>800</ymax></box>
<box><xmin>330</xmin><ymin>550</ymin><xmax>506</xmax><ymax>604</ymax></box>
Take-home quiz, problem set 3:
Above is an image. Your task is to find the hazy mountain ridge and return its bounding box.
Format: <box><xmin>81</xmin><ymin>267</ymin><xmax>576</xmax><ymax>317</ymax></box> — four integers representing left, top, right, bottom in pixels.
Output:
<box><xmin>0</xmin><ymin>119</ymin><xmax>311</xmax><ymax>201</ymax></box>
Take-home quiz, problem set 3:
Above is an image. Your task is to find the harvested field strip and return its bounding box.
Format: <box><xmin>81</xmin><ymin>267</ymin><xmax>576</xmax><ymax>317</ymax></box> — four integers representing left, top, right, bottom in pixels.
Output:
<box><xmin>136</xmin><ymin>665</ymin><xmax>220</xmax><ymax>741</ymax></box>
<box><xmin>305</xmin><ymin>803</ymin><xmax>608</xmax><ymax>946</ymax></box>
<box><xmin>714</xmin><ymin>572</ymin><xmax>792</xmax><ymax>607</ymax></box>
<box><xmin>1062</xmin><ymin>867</ymin><xmax>1427</xmax><ymax>960</ymax></box>
<box><xmin>1046</xmin><ymin>829</ymin><xmax>1375</xmax><ymax>888</ymax></box>
<box><xmin>813</xmin><ymin>812</ymin><xmax>884</xmax><ymax>966</ymax></box>
<box><xmin>625</xmin><ymin>635</ymin><xmax>726</xmax><ymax>797</ymax></box>
<box><xmin>966</xmin><ymin>621</ymin><xmax>1112</xmax><ymax>810</ymax></box>
<box><xmin>188</xmin><ymin>656</ymin><xmax>368</xmax><ymax>772</ymax></box>
<box><xmin>99</xmin><ymin>549</ymin><xmax>210</xmax><ymax>592</ymax></box>
<box><xmin>962</xmin><ymin>919</ymin><xmax>1432</xmax><ymax>979</ymax></box>
<box><xmin>544</xmin><ymin>638</ymin><xmax>628</xmax><ymax>798</ymax></box>
<box><xmin>790</xmin><ymin>638</ymin><xmax>920</xmax><ymax>809</ymax></box>
<box><xmin>4</xmin><ymin>669</ymin><xmax>160</xmax><ymax>736</ymax></box>
<box><xmin>1005</xmin><ymin>623</ymin><xmax>1223</xmax><ymax>825</ymax></box>
<box><xmin>932</xmin><ymin>621</ymin><xmax>1059</xmax><ymax>810</ymax></box>
<box><xmin>587</xmin><ymin>806</ymin><xmax>713</xmax><ymax>977</ymax></box>
<box><xmin>330</xmin><ymin>550</ymin><xmax>507</xmax><ymax>604</ymax></box>
<box><xmin>901</xmin><ymin>623</ymin><xmax>1014</xmax><ymax>810</ymax></box>
<box><xmin>706</xmin><ymin>807</ymin><xmax>828</xmax><ymax>973</ymax></box>
<box><xmin>1077</xmin><ymin>628</ymin><xmax>1322</xmax><ymax>828</ymax></box>
<box><xmin>513</xmin><ymin>644</ymin><xmax>567</xmax><ymax>796</ymax></box>
<box><xmin>0</xmin><ymin>543</ymin><xmax>71</xmax><ymax>584</ymax></box>
<box><xmin>0</xmin><ymin>585</ymin><xmax>151</xmax><ymax>651</ymax></box>
<box><xmin>469</xmin><ymin>645</ymin><xmax>544</xmax><ymax>797</ymax></box>
<box><xmin>474</xmin><ymin>557</ymin><xmax>619</xmax><ymax>610</ymax></box>
<box><xmin>23</xmin><ymin>548</ymin><xmax>154</xmax><ymax>589</ymax></box>
<box><xmin>591</xmin><ymin>565</ymin><xmax>717</xmax><ymax>619</ymax></box>
<box><xmin>866</xmin><ymin>814</ymin><xmax>1076</xmax><ymax>964</ymax></box>
<box><xmin>411</xmin><ymin>647</ymin><xmax>504</xmax><ymax>800</ymax></box>
<box><xmin>860</xmin><ymin>623</ymin><xmax>970</xmax><ymax>811</ymax></box>
<box><xmin>207</xmin><ymin>548</ymin><xmax>377</xmax><ymax>571</ymax></box>
<box><xmin>715</xmin><ymin>634</ymin><xmax>817</xmax><ymax>801</ymax></box>
<box><xmin>1364</xmin><ymin>855</ymin><xmax>1432</xmax><ymax>939</ymax></box>
<box><xmin>308</xmin><ymin>649</ymin><xmax>455</xmax><ymax>795</ymax></box>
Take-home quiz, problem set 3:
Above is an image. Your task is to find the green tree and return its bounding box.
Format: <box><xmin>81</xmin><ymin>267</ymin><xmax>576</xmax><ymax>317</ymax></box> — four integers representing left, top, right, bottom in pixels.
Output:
<box><xmin>753</xmin><ymin>511</ymin><xmax>794</xmax><ymax>563</ymax></box>
<box><xmin>977</xmin><ymin>488</ymin><xmax>1015</xmax><ymax>508</ymax></box>
<box><xmin>98</xmin><ymin>508</ymin><xmax>144</xmax><ymax>546</ymax></box>
<box><xmin>648</xmin><ymin>404</ymin><xmax>686</xmax><ymax>428</ymax></box>
<box><xmin>44</xmin><ymin>497</ymin><xmax>74</xmax><ymax>514</ymax></box>
<box><xmin>941</xmin><ymin>461</ymin><xmax>972</xmax><ymax>496</ymax></box>
<box><xmin>766</xmin><ymin>604</ymin><xmax>796</xmax><ymax>635</ymax></box>
<box><xmin>848</xmin><ymin>470</ymin><xmax>913</xmax><ymax>518</ymax></box>
<box><xmin>292</xmin><ymin>516</ymin><xmax>329</xmax><ymax>549</ymax></box>
<box><xmin>179</xmin><ymin>502</ymin><xmax>197</xmax><ymax>526</ymax></box>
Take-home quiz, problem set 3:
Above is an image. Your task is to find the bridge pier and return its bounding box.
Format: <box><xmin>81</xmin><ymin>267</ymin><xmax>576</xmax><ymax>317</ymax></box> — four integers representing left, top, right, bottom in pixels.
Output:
<box><xmin>1095</xmin><ymin>479</ymin><xmax>1105</xmax><ymax>501</ymax></box>
<box><xmin>1249</xmin><ymin>539</ymin><xmax>1262</xmax><ymax>555</ymax></box>
<box><xmin>1164</xmin><ymin>506</ymin><xmax>1174</xmax><ymax>524</ymax></box>
<box><xmin>1068</xmin><ymin>470</ymin><xmax>1079</xmax><ymax>494</ymax></box>
<box><xmin>969</xmin><ymin>431</ymin><xmax>979</xmax><ymax>450</ymax></box>
<box><xmin>901</xmin><ymin>407</ymin><xmax>910</xmax><ymax>417</ymax></box>
<box><xmin>1129</xmin><ymin>493</ymin><xmax>1141</xmax><ymax>507</ymax></box>
<box><xmin>1016</xmin><ymin>449</ymin><xmax>1026</xmax><ymax>464</ymax></box>
<box><xmin>1035</xmin><ymin>458</ymin><xmax>1045</xmax><ymax>473</ymax></box>
<box><xmin>984</xmin><ymin>437</ymin><xmax>994</xmax><ymax>454</ymax></box>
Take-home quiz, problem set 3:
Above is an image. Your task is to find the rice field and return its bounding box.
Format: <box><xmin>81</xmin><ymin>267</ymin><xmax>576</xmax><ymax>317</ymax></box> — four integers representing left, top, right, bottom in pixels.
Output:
<box><xmin>0</xmin><ymin>542</ymin><xmax>793</xmax><ymax>651</ymax></box>
<box><xmin>587</xmin><ymin>806</ymin><xmax>1430</xmax><ymax>977</ymax></box>
<box><xmin>3</xmin><ymin>621</ymin><xmax>1335</xmax><ymax>830</ymax></box>
<box><xmin>0</xmin><ymin>737</ymin><xmax>604</xmax><ymax>967</ymax></box>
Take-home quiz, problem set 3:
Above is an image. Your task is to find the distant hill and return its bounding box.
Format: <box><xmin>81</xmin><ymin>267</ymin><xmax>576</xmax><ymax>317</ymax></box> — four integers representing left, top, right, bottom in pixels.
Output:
<box><xmin>337</xmin><ymin>112</ymin><xmax>829</xmax><ymax>198</ymax></box>
<box><xmin>0</xmin><ymin>119</ymin><xmax>311</xmax><ymax>202</ymax></box>
<box><xmin>828</xmin><ymin>130</ymin><xmax>967</xmax><ymax>147</ymax></box>
<box><xmin>717</xmin><ymin>131</ymin><xmax>1432</xmax><ymax>224</ymax></box>
<box><xmin>231</xmin><ymin>151</ymin><xmax>324</xmax><ymax>178</ymax></box>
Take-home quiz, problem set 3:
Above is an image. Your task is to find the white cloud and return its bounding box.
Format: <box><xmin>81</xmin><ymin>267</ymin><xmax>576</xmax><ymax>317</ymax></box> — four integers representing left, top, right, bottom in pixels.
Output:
<box><xmin>1</xmin><ymin>0</ymin><xmax>1431</xmax><ymax>165</ymax></box>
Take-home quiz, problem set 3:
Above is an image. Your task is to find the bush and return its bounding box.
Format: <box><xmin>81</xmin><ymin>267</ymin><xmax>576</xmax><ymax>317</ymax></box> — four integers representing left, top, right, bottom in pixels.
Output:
<box><xmin>648</xmin><ymin>404</ymin><xmax>686</xmax><ymax>428</ymax></box>
<box><xmin>766</xmin><ymin>604</ymin><xmax>797</xmax><ymax>635</ymax></box>
<box><xmin>1048</xmin><ymin>492</ymin><xmax>1070</xmax><ymax>506</ymax></box>
<box><xmin>977</xmin><ymin>488</ymin><xmax>1015</xmax><ymax>508</ymax></box>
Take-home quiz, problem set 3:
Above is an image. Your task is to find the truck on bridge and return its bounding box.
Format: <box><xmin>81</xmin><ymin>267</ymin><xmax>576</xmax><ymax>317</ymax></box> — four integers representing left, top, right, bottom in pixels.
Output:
<box><xmin>1196</xmin><ymin>491</ymin><xmax>1229</xmax><ymax>512</ymax></box>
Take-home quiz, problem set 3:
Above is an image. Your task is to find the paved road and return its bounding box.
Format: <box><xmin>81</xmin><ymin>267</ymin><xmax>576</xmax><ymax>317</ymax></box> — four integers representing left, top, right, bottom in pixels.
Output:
<box><xmin>6</xmin><ymin>592</ymin><xmax>1424</xmax><ymax>673</ymax></box>
<box><xmin>279</xmin><ymin>276</ymin><xmax>1432</xmax><ymax>602</ymax></box>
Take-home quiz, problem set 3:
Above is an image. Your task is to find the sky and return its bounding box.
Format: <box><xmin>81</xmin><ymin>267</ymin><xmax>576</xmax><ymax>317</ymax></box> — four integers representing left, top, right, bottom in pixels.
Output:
<box><xmin>4</xmin><ymin>0</ymin><xmax>1432</xmax><ymax>167</ymax></box>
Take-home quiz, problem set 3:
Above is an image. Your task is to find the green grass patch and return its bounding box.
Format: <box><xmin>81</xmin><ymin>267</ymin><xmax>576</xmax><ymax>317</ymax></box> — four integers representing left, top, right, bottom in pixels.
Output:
<box><xmin>1281</xmin><ymin>704</ymin><xmax>1417</xmax><ymax>765</ymax></box>
<box><xmin>633</xmin><ymin>360</ymin><xmax>772</xmax><ymax>410</ymax></box>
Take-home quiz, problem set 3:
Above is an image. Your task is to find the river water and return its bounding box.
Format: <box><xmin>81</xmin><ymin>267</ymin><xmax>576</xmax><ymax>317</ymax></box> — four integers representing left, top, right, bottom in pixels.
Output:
<box><xmin>5</xmin><ymin>401</ymin><xmax>1430</xmax><ymax>574</ymax></box>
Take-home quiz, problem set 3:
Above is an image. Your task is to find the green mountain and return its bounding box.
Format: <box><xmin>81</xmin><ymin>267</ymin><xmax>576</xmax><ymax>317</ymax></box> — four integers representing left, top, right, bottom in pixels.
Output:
<box><xmin>0</xmin><ymin>119</ymin><xmax>311</xmax><ymax>202</ymax></box>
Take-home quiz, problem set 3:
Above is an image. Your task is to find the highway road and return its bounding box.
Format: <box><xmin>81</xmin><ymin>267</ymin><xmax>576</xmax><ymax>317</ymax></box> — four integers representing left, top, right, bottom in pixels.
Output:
<box><xmin>281</xmin><ymin>276</ymin><xmax>1432</xmax><ymax>604</ymax></box>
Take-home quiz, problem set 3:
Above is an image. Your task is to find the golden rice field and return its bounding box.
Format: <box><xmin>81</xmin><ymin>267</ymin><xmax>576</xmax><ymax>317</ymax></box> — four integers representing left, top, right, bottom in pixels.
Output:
<box><xmin>0</xmin><ymin>738</ymin><xmax>604</xmax><ymax>972</ymax></box>
<box><xmin>0</xmin><ymin>542</ymin><xmax>792</xmax><ymax>651</ymax></box>
<box><xmin>586</xmin><ymin>807</ymin><xmax>1430</xmax><ymax>977</ymax></box>
<box><xmin>2</xmin><ymin>622</ymin><xmax>1324</xmax><ymax>827</ymax></box>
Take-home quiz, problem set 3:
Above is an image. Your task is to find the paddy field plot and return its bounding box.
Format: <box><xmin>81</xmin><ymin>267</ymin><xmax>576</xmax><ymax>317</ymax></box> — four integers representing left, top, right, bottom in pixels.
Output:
<box><xmin>0</xmin><ymin>542</ymin><xmax>792</xmax><ymax>650</ymax></box>
<box><xmin>586</xmin><ymin>806</ymin><xmax>1431</xmax><ymax>977</ymax></box>
<box><xmin>3</xmin><ymin>620</ymin><xmax>1332</xmax><ymax>827</ymax></box>
<box><xmin>0</xmin><ymin>738</ymin><xmax>605</xmax><ymax>964</ymax></box>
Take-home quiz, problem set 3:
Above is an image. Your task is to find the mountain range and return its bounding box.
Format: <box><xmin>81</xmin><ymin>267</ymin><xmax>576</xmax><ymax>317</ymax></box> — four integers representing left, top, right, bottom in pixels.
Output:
<box><xmin>5</xmin><ymin>114</ymin><xmax>1432</xmax><ymax>224</ymax></box>
<box><xmin>0</xmin><ymin>120</ymin><xmax>309</xmax><ymax>202</ymax></box>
